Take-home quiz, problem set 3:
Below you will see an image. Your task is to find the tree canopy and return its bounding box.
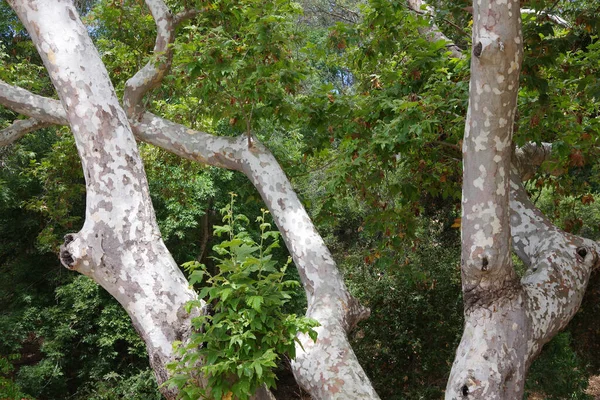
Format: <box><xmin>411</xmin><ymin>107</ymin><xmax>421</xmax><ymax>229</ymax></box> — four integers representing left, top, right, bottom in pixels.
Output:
<box><xmin>1</xmin><ymin>0</ymin><xmax>600</xmax><ymax>399</ymax></box>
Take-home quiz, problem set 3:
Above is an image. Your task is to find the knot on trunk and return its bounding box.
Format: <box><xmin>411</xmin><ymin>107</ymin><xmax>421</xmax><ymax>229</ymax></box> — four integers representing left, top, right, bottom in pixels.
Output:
<box><xmin>575</xmin><ymin>245</ymin><xmax>599</xmax><ymax>269</ymax></box>
<box><xmin>59</xmin><ymin>232</ymin><xmax>91</xmax><ymax>273</ymax></box>
<box><xmin>60</xmin><ymin>234</ymin><xmax>77</xmax><ymax>269</ymax></box>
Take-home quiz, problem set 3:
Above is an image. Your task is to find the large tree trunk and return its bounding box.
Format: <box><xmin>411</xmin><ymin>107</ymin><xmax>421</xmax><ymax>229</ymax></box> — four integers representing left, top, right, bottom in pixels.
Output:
<box><xmin>446</xmin><ymin>2</ymin><xmax>600</xmax><ymax>399</ymax></box>
<box><xmin>6</xmin><ymin>1</ymin><xmax>201</xmax><ymax>398</ymax></box>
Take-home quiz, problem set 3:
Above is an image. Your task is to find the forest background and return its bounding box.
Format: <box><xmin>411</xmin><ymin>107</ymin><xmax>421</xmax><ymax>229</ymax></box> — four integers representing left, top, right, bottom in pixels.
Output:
<box><xmin>1</xmin><ymin>0</ymin><xmax>600</xmax><ymax>398</ymax></box>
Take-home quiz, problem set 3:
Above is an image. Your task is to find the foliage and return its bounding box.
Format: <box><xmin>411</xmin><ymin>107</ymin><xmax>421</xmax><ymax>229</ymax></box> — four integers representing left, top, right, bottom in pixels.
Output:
<box><xmin>339</xmin><ymin>206</ymin><xmax>464</xmax><ymax>399</ymax></box>
<box><xmin>2</xmin><ymin>276</ymin><xmax>160</xmax><ymax>400</ymax></box>
<box><xmin>167</xmin><ymin>195</ymin><xmax>318</xmax><ymax>399</ymax></box>
<box><xmin>2</xmin><ymin>0</ymin><xmax>600</xmax><ymax>398</ymax></box>
<box><xmin>526</xmin><ymin>332</ymin><xmax>592</xmax><ymax>400</ymax></box>
<box><xmin>172</xmin><ymin>0</ymin><xmax>307</xmax><ymax>134</ymax></box>
<box><xmin>0</xmin><ymin>355</ymin><xmax>34</xmax><ymax>400</ymax></box>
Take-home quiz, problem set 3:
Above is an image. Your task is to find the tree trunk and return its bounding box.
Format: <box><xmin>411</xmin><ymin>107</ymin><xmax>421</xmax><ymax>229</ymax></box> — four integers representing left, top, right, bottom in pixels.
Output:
<box><xmin>6</xmin><ymin>2</ymin><xmax>202</xmax><ymax>398</ymax></box>
<box><xmin>446</xmin><ymin>2</ymin><xmax>600</xmax><ymax>399</ymax></box>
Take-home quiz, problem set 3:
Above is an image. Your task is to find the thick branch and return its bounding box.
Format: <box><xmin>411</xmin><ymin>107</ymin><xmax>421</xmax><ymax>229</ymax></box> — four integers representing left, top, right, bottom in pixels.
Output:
<box><xmin>173</xmin><ymin>8</ymin><xmax>200</xmax><ymax>25</ymax></box>
<box><xmin>510</xmin><ymin>168</ymin><xmax>600</xmax><ymax>352</ymax></box>
<box><xmin>0</xmin><ymin>118</ymin><xmax>52</xmax><ymax>146</ymax></box>
<box><xmin>0</xmin><ymin>80</ymin><xmax>67</xmax><ymax>125</ymax></box>
<box><xmin>0</xmin><ymin>74</ymin><xmax>377</xmax><ymax>395</ymax></box>
<box><xmin>132</xmin><ymin>113</ymin><xmax>378</xmax><ymax>399</ymax></box>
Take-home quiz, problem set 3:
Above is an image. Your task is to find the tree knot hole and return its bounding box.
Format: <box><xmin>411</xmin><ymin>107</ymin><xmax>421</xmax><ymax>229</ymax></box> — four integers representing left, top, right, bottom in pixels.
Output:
<box><xmin>576</xmin><ymin>246</ymin><xmax>588</xmax><ymax>262</ymax></box>
<box><xmin>64</xmin><ymin>233</ymin><xmax>75</xmax><ymax>245</ymax></box>
<box><xmin>473</xmin><ymin>41</ymin><xmax>482</xmax><ymax>57</ymax></box>
<box><xmin>462</xmin><ymin>384</ymin><xmax>469</xmax><ymax>396</ymax></box>
<box><xmin>60</xmin><ymin>249</ymin><xmax>75</xmax><ymax>269</ymax></box>
<box><xmin>481</xmin><ymin>257</ymin><xmax>489</xmax><ymax>271</ymax></box>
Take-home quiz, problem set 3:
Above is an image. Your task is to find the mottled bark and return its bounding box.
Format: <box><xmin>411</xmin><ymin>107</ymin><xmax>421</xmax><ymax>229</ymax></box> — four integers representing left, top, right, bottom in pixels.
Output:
<box><xmin>6</xmin><ymin>2</ymin><xmax>200</xmax><ymax>399</ymax></box>
<box><xmin>0</xmin><ymin>80</ymin><xmax>68</xmax><ymax>125</ymax></box>
<box><xmin>447</xmin><ymin>2</ymin><xmax>600</xmax><ymax>399</ymax></box>
<box><xmin>2</xmin><ymin>2</ymin><xmax>377</xmax><ymax>398</ymax></box>
<box><xmin>0</xmin><ymin>118</ymin><xmax>52</xmax><ymax>146</ymax></box>
<box><xmin>510</xmin><ymin>161</ymin><xmax>600</xmax><ymax>353</ymax></box>
<box><xmin>446</xmin><ymin>0</ymin><xmax>525</xmax><ymax>398</ymax></box>
<box><xmin>4</xmin><ymin>3</ymin><xmax>593</xmax><ymax>400</ymax></box>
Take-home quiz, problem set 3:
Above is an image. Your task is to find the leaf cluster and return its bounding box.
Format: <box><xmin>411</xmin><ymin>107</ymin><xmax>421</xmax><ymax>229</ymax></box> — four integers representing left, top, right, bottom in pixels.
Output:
<box><xmin>167</xmin><ymin>194</ymin><xmax>318</xmax><ymax>400</ymax></box>
<box><xmin>173</xmin><ymin>0</ymin><xmax>307</xmax><ymax>133</ymax></box>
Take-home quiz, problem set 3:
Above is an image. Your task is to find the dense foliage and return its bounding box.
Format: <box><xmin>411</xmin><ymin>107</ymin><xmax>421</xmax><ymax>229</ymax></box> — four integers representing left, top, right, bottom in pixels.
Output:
<box><xmin>167</xmin><ymin>198</ymin><xmax>318</xmax><ymax>400</ymax></box>
<box><xmin>1</xmin><ymin>0</ymin><xmax>600</xmax><ymax>399</ymax></box>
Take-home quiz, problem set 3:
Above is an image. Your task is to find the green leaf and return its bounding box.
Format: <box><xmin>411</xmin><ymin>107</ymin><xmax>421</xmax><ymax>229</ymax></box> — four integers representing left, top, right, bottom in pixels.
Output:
<box><xmin>246</xmin><ymin>295</ymin><xmax>264</xmax><ymax>311</ymax></box>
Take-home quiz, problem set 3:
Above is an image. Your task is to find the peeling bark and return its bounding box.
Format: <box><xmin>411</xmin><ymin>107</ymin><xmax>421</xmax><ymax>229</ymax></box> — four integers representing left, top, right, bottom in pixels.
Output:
<box><xmin>0</xmin><ymin>80</ymin><xmax>68</xmax><ymax>125</ymax></box>
<box><xmin>510</xmin><ymin>165</ymin><xmax>600</xmax><ymax>351</ymax></box>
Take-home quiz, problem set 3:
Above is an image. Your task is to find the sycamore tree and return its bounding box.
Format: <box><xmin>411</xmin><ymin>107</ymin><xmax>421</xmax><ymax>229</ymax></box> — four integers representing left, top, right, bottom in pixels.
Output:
<box><xmin>1</xmin><ymin>0</ymin><xmax>600</xmax><ymax>399</ymax></box>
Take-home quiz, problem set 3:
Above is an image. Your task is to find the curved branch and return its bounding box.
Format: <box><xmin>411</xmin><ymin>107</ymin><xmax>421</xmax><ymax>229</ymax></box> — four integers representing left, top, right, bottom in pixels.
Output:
<box><xmin>132</xmin><ymin>112</ymin><xmax>378</xmax><ymax>399</ymax></box>
<box><xmin>123</xmin><ymin>0</ymin><xmax>175</xmax><ymax>118</ymax></box>
<box><xmin>0</xmin><ymin>118</ymin><xmax>53</xmax><ymax>146</ymax></box>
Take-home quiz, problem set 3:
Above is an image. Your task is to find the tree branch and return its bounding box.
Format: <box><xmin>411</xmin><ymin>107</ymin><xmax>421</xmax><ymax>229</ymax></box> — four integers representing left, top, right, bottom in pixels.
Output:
<box><xmin>513</xmin><ymin>142</ymin><xmax>555</xmax><ymax>181</ymax></box>
<box><xmin>406</xmin><ymin>0</ymin><xmax>465</xmax><ymax>59</ymax></box>
<box><xmin>509</xmin><ymin>167</ymin><xmax>600</xmax><ymax>353</ymax></box>
<box><xmin>446</xmin><ymin>0</ymin><xmax>526</xmax><ymax>397</ymax></box>
<box><xmin>131</xmin><ymin>112</ymin><xmax>378</xmax><ymax>399</ymax></box>
<box><xmin>521</xmin><ymin>8</ymin><xmax>570</xmax><ymax>28</ymax></box>
<box><xmin>0</xmin><ymin>118</ymin><xmax>53</xmax><ymax>146</ymax></box>
<box><xmin>0</xmin><ymin>80</ymin><xmax>67</xmax><ymax>125</ymax></box>
<box><xmin>123</xmin><ymin>0</ymin><xmax>176</xmax><ymax>118</ymax></box>
<box><xmin>173</xmin><ymin>8</ymin><xmax>200</xmax><ymax>26</ymax></box>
